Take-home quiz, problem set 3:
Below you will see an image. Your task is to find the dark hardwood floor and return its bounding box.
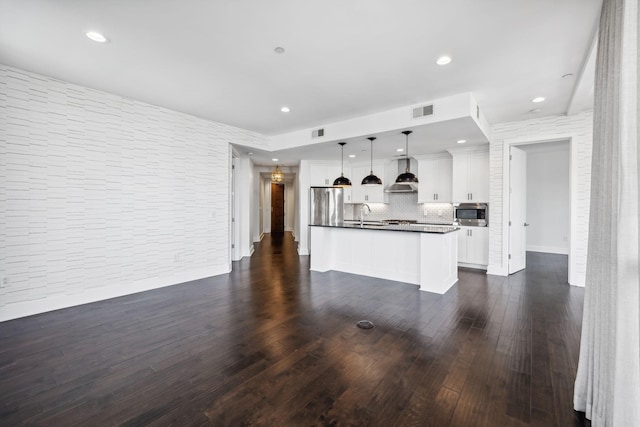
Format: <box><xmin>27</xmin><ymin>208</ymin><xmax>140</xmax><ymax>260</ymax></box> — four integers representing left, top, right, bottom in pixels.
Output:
<box><xmin>0</xmin><ymin>233</ymin><xmax>588</xmax><ymax>426</ymax></box>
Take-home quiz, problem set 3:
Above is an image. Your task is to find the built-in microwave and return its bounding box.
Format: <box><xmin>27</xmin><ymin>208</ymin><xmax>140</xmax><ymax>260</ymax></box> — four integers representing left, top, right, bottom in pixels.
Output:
<box><xmin>454</xmin><ymin>203</ymin><xmax>488</xmax><ymax>226</ymax></box>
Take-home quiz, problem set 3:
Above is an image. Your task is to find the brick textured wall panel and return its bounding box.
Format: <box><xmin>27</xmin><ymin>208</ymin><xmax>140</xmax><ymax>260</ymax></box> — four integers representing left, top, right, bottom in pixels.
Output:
<box><xmin>0</xmin><ymin>64</ymin><xmax>268</xmax><ymax>319</ymax></box>
<box><xmin>489</xmin><ymin>110</ymin><xmax>593</xmax><ymax>285</ymax></box>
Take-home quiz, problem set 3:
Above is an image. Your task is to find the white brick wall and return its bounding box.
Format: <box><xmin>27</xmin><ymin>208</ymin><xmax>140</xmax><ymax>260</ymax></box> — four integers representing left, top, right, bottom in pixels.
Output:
<box><xmin>488</xmin><ymin>110</ymin><xmax>593</xmax><ymax>286</ymax></box>
<box><xmin>0</xmin><ymin>64</ymin><xmax>267</xmax><ymax>321</ymax></box>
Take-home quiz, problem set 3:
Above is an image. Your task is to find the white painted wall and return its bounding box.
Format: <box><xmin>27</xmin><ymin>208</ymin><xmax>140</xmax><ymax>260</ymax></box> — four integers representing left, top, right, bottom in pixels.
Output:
<box><xmin>262</xmin><ymin>178</ymin><xmax>272</xmax><ymax>233</ymax></box>
<box><xmin>285</xmin><ymin>182</ymin><xmax>295</xmax><ymax>232</ymax></box>
<box><xmin>237</xmin><ymin>157</ymin><xmax>254</xmax><ymax>258</ymax></box>
<box><xmin>252</xmin><ymin>163</ymin><xmax>262</xmax><ymax>243</ymax></box>
<box><xmin>297</xmin><ymin>160</ymin><xmax>311</xmax><ymax>255</ymax></box>
<box><xmin>0</xmin><ymin>64</ymin><xmax>268</xmax><ymax>321</ymax></box>
<box><xmin>488</xmin><ymin>110</ymin><xmax>593</xmax><ymax>286</ymax></box>
<box><xmin>523</xmin><ymin>142</ymin><xmax>570</xmax><ymax>254</ymax></box>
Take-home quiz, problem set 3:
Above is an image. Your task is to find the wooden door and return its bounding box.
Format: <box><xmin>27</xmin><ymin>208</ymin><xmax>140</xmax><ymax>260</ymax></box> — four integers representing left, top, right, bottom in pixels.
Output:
<box><xmin>271</xmin><ymin>183</ymin><xmax>285</xmax><ymax>233</ymax></box>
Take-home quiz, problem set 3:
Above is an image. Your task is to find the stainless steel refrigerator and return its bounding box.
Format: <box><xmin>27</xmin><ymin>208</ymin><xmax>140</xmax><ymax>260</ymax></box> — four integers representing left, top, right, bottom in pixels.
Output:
<box><xmin>309</xmin><ymin>187</ymin><xmax>344</xmax><ymax>226</ymax></box>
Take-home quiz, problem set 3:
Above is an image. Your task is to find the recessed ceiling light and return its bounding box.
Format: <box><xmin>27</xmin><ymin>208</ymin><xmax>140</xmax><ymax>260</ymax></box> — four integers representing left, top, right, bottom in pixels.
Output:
<box><xmin>86</xmin><ymin>31</ymin><xmax>108</xmax><ymax>43</ymax></box>
<box><xmin>274</xmin><ymin>47</ymin><xmax>285</xmax><ymax>54</ymax></box>
<box><xmin>532</xmin><ymin>97</ymin><xmax>546</xmax><ymax>103</ymax></box>
<box><xmin>247</xmin><ymin>152</ymin><xmax>253</xmax><ymax>156</ymax></box>
<box><xmin>436</xmin><ymin>56</ymin><xmax>452</xmax><ymax>65</ymax></box>
<box><xmin>348</xmin><ymin>154</ymin><xmax>356</xmax><ymax>158</ymax></box>
<box><xmin>396</xmin><ymin>148</ymin><xmax>404</xmax><ymax>152</ymax></box>
<box><xmin>280</xmin><ymin>106</ymin><xmax>290</xmax><ymax>113</ymax></box>
<box><xmin>272</xmin><ymin>158</ymin><xmax>278</xmax><ymax>162</ymax></box>
<box><xmin>529</xmin><ymin>108</ymin><xmax>541</xmax><ymax>113</ymax></box>
<box><xmin>457</xmin><ymin>139</ymin><xmax>466</xmax><ymax>144</ymax></box>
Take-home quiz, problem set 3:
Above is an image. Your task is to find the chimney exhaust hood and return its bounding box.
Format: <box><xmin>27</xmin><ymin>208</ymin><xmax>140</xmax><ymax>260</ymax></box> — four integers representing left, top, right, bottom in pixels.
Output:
<box><xmin>385</xmin><ymin>158</ymin><xmax>418</xmax><ymax>193</ymax></box>
<box><xmin>385</xmin><ymin>182</ymin><xmax>418</xmax><ymax>193</ymax></box>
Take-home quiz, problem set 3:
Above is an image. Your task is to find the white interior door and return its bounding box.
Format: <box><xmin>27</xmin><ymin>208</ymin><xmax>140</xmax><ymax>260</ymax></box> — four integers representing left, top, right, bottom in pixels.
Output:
<box><xmin>230</xmin><ymin>155</ymin><xmax>239</xmax><ymax>262</ymax></box>
<box><xmin>509</xmin><ymin>146</ymin><xmax>527</xmax><ymax>273</ymax></box>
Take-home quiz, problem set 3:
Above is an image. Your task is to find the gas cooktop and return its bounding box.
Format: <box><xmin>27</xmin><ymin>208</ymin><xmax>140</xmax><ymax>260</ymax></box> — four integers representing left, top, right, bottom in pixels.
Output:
<box><xmin>382</xmin><ymin>219</ymin><xmax>418</xmax><ymax>225</ymax></box>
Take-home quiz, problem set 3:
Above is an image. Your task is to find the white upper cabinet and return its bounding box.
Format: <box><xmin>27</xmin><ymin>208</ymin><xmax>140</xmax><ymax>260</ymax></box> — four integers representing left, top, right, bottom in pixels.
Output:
<box><xmin>351</xmin><ymin>161</ymin><xmax>391</xmax><ymax>204</ymax></box>
<box><xmin>448</xmin><ymin>146</ymin><xmax>489</xmax><ymax>203</ymax></box>
<box><xmin>308</xmin><ymin>161</ymin><xmax>354</xmax><ymax>202</ymax></box>
<box><xmin>309</xmin><ymin>161</ymin><xmax>342</xmax><ymax>187</ymax></box>
<box><xmin>415</xmin><ymin>154</ymin><xmax>453</xmax><ymax>203</ymax></box>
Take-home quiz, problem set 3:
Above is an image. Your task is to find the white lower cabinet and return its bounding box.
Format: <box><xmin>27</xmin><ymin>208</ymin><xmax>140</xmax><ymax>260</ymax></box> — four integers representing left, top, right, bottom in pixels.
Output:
<box><xmin>457</xmin><ymin>226</ymin><xmax>489</xmax><ymax>268</ymax></box>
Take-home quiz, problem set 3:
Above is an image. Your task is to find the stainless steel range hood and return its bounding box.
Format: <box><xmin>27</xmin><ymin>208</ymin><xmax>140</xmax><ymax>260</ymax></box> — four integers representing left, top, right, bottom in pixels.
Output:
<box><xmin>385</xmin><ymin>182</ymin><xmax>418</xmax><ymax>193</ymax></box>
<box><xmin>385</xmin><ymin>159</ymin><xmax>418</xmax><ymax>193</ymax></box>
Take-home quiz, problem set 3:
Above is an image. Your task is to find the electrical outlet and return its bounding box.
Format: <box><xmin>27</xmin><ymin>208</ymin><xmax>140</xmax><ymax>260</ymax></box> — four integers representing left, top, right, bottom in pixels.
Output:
<box><xmin>174</xmin><ymin>254</ymin><xmax>181</xmax><ymax>262</ymax></box>
<box><xmin>0</xmin><ymin>276</ymin><xmax>8</xmax><ymax>288</ymax></box>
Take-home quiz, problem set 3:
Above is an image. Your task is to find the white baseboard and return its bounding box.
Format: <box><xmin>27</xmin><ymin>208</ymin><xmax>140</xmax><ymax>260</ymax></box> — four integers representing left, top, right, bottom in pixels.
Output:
<box><xmin>297</xmin><ymin>244</ymin><xmax>309</xmax><ymax>256</ymax></box>
<box><xmin>458</xmin><ymin>262</ymin><xmax>487</xmax><ymax>271</ymax></box>
<box><xmin>487</xmin><ymin>264</ymin><xmax>508</xmax><ymax>276</ymax></box>
<box><xmin>526</xmin><ymin>245</ymin><xmax>569</xmax><ymax>255</ymax></box>
<box><xmin>0</xmin><ymin>265</ymin><xmax>230</xmax><ymax>323</ymax></box>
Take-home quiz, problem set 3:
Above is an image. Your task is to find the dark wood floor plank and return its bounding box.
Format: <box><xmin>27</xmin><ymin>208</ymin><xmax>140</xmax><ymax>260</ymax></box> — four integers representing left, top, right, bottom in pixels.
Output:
<box><xmin>0</xmin><ymin>234</ymin><xmax>587</xmax><ymax>426</ymax></box>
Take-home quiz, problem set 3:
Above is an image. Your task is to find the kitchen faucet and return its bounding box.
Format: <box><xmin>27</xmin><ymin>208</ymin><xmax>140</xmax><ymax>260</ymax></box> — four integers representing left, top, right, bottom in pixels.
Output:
<box><xmin>360</xmin><ymin>204</ymin><xmax>371</xmax><ymax>226</ymax></box>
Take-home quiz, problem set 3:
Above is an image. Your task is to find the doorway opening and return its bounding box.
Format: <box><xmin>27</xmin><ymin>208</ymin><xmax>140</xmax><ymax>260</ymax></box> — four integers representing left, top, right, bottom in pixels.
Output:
<box><xmin>271</xmin><ymin>182</ymin><xmax>285</xmax><ymax>233</ymax></box>
<box><xmin>507</xmin><ymin>139</ymin><xmax>571</xmax><ymax>281</ymax></box>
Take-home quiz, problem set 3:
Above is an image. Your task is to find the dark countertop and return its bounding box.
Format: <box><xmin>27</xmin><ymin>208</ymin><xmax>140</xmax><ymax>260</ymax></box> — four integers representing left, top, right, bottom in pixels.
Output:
<box><xmin>310</xmin><ymin>222</ymin><xmax>459</xmax><ymax>234</ymax></box>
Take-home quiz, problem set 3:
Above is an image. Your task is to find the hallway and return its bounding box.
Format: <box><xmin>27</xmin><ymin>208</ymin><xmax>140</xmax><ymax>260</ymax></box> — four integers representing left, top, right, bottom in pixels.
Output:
<box><xmin>0</xmin><ymin>233</ymin><xmax>586</xmax><ymax>426</ymax></box>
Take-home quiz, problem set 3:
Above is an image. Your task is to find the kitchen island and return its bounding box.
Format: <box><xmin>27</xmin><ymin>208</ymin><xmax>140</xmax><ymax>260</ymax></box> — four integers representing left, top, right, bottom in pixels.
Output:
<box><xmin>310</xmin><ymin>223</ymin><xmax>459</xmax><ymax>294</ymax></box>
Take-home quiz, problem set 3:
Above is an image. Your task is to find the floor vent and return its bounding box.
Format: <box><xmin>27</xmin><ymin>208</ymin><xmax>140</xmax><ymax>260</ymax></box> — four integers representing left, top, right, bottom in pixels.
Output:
<box><xmin>311</xmin><ymin>128</ymin><xmax>325</xmax><ymax>138</ymax></box>
<box><xmin>357</xmin><ymin>320</ymin><xmax>375</xmax><ymax>329</ymax></box>
<box><xmin>412</xmin><ymin>104</ymin><xmax>434</xmax><ymax>119</ymax></box>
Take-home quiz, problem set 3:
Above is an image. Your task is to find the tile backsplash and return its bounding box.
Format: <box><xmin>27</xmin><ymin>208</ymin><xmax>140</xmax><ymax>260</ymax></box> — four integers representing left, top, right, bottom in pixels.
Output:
<box><xmin>345</xmin><ymin>193</ymin><xmax>454</xmax><ymax>224</ymax></box>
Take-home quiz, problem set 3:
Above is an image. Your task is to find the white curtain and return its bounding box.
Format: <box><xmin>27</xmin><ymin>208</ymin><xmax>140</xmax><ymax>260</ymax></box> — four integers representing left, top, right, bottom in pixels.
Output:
<box><xmin>573</xmin><ymin>0</ymin><xmax>640</xmax><ymax>425</ymax></box>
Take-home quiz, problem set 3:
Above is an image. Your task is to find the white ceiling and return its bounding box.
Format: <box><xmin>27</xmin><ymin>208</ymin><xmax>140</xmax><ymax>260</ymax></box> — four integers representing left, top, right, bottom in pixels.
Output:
<box><xmin>0</xmin><ymin>0</ymin><xmax>601</xmax><ymax>163</ymax></box>
<box><xmin>235</xmin><ymin>116</ymin><xmax>489</xmax><ymax>166</ymax></box>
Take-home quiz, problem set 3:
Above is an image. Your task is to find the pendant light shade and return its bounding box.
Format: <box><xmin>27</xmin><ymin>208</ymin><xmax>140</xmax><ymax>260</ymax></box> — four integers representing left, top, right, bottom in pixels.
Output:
<box><xmin>361</xmin><ymin>137</ymin><xmax>382</xmax><ymax>186</ymax></box>
<box><xmin>395</xmin><ymin>130</ymin><xmax>419</xmax><ymax>183</ymax></box>
<box><xmin>333</xmin><ymin>142</ymin><xmax>352</xmax><ymax>187</ymax></box>
<box><xmin>271</xmin><ymin>164</ymin><xmax>284</xmax><ymax>182</ymax></box>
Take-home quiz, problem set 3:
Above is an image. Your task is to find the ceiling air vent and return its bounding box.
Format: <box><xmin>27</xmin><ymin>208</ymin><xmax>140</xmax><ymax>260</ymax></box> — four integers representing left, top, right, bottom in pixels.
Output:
<box><xmin>412</xmin><ymin>104</ymin><xmax>434</xmax><ymax>119</ymax></box>
<box><xmin>311</xmin><ymin>128</ymin><xmax>325</xmax><ymax>138</ymax></box>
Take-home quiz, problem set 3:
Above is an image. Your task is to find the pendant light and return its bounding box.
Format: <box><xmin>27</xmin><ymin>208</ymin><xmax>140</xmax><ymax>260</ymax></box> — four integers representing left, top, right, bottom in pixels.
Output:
<box><xmin>271</xmin><ymin>164</ymin><xmax>284</xmax><ymax>182</ymax></box>
<box><xmin>395</xmin><ymin>130</ymin><xmax>419</xmax><ymax>183</ymax></box>
<box><xmin>333</xmin><ymin>142</ymin><xmax>352</xmax><ymax>187</ymax></box>
<box><xmin>361</xmin><ymin>137</ymin><xmax>382</xmax><ymax>186</ymax></box>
